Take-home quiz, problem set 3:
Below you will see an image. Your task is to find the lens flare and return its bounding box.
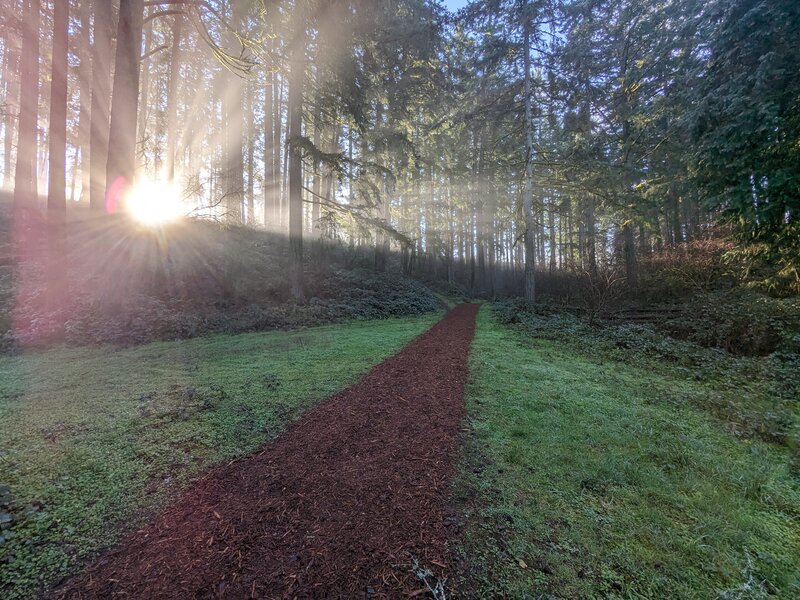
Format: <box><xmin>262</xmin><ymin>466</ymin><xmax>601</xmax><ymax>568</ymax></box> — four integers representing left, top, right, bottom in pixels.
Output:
<box><xmin>125</xmin><ymin>180</ymin><xmax>186</xmax><ymax>226</ymax></box>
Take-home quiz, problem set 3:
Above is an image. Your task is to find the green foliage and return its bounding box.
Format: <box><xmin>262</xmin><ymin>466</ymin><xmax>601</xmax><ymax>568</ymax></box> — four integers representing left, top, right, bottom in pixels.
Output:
<box><xmin>0</xmin><ymin>314</ymin><xmax>438</xmax><ymax>599</ymax></box>
<box><xmin>659</xmin><ymin>291</ymin><xmax>800</xmax><ymax>356</ymax></box>
<box><xmin>454</xmin><ymin>309</ymin><xmax>800</xmax><ymax>598</ymax></box>
<box><xmin>691</xmin><ymin>0</ymin><xmax>800</xmax><ymax>290</ymax></box>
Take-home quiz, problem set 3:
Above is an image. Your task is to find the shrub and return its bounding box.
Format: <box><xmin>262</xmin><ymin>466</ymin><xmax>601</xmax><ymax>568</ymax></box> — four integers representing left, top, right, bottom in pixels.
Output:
<box><xmin>658</xmin><ymin>291</ymin><xmax>800</xmax><ymax>355</ymax></box>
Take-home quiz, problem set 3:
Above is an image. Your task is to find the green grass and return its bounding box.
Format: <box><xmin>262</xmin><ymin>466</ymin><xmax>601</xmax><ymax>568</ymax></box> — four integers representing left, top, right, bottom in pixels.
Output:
<box><xmin>0</xmin><ymin>314</ymin><xmax>439</xmax><ymax>599</ymax></box>
<box><xmin>454</xmin><ymin>309</ymin><xmax>800</xmax><ymax>599</ymax></box>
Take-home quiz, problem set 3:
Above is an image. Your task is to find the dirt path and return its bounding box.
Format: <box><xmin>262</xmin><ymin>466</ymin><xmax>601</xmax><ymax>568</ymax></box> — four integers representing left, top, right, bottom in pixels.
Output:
<box><xmin>55</xmin><ymin>304</ymin><xmax>479</xmax><ymax>600</ymax></box>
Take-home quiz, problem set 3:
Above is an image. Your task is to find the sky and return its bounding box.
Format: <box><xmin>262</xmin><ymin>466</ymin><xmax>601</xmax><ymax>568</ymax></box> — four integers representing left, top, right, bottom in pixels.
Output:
<box><xmin>442</xmin><ymin>0</ymin><xmax>471</xmax><ymax>12</ymax></box>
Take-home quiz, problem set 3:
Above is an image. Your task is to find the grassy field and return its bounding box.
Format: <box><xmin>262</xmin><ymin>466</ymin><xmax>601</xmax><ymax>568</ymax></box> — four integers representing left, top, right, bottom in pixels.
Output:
<box><xmin>0</xmin><ymin>313</ymin><xmax>438</xmax><ymax>599</ymax></box>
<box><xmin>454</xmin><ymin>309</ymin><xmax>800</xmax><ymax>599</ymax></box>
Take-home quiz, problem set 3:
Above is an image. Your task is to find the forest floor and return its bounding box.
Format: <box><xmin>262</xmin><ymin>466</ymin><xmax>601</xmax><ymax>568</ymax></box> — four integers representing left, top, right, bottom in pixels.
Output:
<box><xmin>51</xmin><ymin>304</ymin><xmax>479</xmax><ymax>599</ymax></box>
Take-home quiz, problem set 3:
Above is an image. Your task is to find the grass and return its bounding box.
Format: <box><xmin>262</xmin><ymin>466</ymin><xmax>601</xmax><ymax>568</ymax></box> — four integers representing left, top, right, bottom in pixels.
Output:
<box><xmin>454</xmin><ymin>309</ymin><xmax>800</xmax><ymax>599</ymax></box>
<box><xmin>0</xmin><ymin>313</ymin><xmax>439</xmax><ymax>599</ymax></box>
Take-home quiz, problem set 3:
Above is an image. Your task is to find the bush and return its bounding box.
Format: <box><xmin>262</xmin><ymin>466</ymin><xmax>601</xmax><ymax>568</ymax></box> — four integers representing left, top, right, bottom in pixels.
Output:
<box><xmin>658</xmin><ymin>291</ymin><xmax>800</xmax><ymax>355</ymax></box>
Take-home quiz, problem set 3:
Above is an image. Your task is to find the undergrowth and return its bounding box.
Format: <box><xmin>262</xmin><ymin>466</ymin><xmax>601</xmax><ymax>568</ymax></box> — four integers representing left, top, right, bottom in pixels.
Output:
<box><xmin>0</xmin><ymin>202</ymin><xmax>441</xmax><ymax>350</ymax></box>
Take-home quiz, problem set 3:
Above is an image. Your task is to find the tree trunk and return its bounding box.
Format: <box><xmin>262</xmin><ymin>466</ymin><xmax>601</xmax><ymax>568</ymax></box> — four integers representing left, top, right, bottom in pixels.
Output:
<box><xmin>13</xmin><ymin>0</ymin><xmax>40</xmax><ymax>207</ymax></box>
<box><xmin>165</xmin><ymin>13</ymin><xmax>183</xmax><ymax>181</ymax></box>
<box><xmin>77</xmin><ymin>0</ymin><xmax>91</xmax><ymax>201</ymax></box>
<box><xmin>321</xmin><ymin>117</ymin><xmax>340</xmax><ymax>238</ymax></box>
<box><xmin>522</xmin><ymin>12</ymin><xmax>536</xmax><ymax>303</ymax></box>
<box><xmin>222</xmin><ymin>0</ymin><xmax>245</xmax><ymax>222</ymax></box>
<box><xmin>47</xmin><ymin>0</ymin><xmax>68</xmax><ymax>306</ymax></box>
<box><xmin>287</xmin><ymin>15</ymin><xmax>306</xmax><ymax>300</ymax></box>
<box><xmin>246</xmin><ymin>79</ymin><xmax>255</xmax><ymax>224</ymax></box>
<box><xmin>136</xmin><ymin>19</ymin><xmax>153</xmax><ymax>170</ymax></box>
<box><xmin>2</xmin><ymin>22</ymin><xmax>20</xmax><ymax>189</ymax></box>
<box><xmin>263</xmin><ymin>31</ymin><xmax>277</xmax><ymax>228</ymax></box>
<box><xmin>277</xmin><ymin>74</ymin><xmax>286</xmax><ymax>228</ymax></box>
<box><xmin>623</xmin><ymin>221</ymin><xmax>638</xmax><ymax>290</ymax></box>
<box><xmin>89</xmin><ymin>0</ymin><xmax>113</xmax><ymax>210</ymax></box>
<box><xmin>106</xmin><ymin>0</ymin><xmax>144</xmax><ymax>209</ymax></box>
<box><xmin>584</xmin><ymin>196</ymin><xmax>597</xmax><ymax>277</ymax></box>
<box><xmin>47</xmin><ymin>0</ymin><xmax>69</xmax><ymax>212</ymax></box>
<box><xmin>311</xmin><ymin>95</ymin><xmax>322</xmax><ymax>238</ymax></box>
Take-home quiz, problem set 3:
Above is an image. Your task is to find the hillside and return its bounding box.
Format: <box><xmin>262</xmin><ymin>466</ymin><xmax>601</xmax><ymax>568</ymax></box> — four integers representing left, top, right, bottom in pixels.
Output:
<box><xmin>0</xmin><ymin>195</ymin><xmax>442</xmax><ymax>350</ymax></box>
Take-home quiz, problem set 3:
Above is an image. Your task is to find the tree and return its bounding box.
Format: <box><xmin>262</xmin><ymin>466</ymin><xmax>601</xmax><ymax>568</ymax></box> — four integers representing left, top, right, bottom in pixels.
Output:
<box><xmin>89</xmin><ymin>0</ymin><xmax>114</xmax><ymax>210</ymax></box>
<box><xmin>692</xmin><ymin>0</ymin><xmax>800</xmax><ymax>288</ymax></box>
<box><xmin>77</xmin><ymin>0</ymin><xmax>92</xmax><ymax>202</ymax></box>
<box><xmin>165</xmin><ymin>12</ymin><xmax>184</xmax><ymax>181</ymax></box>
<box><xmin>46</xmin><ymin>0</ymin><xmax>69</xmax><ymax>304</ymax></box>
<box><xmin>12</xmin><ymin>0</ymin><xmax>39</xmax><ymax>208</ymax></box>
<box><xmin>221</xmin><ymin>0</ymin><xmax>247</xmax><ymax>222</ymax></box>
<box><xmin>106</xmin><ymin>0</ymin><xmax>145</xmax><ymax>209</ymax></box>
<box><xmin>287</xmin><ymin>2</ymin><xmax>307</xmax><ymax>300</ymax></box>
<box><xmin>522</xmin><ymin>5</ymin><xmax>536</xmax><ymax>303</ymax></box>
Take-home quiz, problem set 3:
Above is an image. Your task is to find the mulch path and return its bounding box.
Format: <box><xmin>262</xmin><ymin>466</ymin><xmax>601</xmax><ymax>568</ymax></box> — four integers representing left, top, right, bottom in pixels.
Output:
<box><xmin>54</xmin><ymin>303</ymin><xmax>479</xmax><ymax>599</ymax></box>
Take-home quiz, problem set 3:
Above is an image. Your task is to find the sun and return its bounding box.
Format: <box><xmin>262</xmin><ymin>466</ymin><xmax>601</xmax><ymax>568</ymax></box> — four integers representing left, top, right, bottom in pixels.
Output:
<box><xmin>125</xmin><ymin>179</ymin><xmax>186</xmax><ymax>226</ymax></box>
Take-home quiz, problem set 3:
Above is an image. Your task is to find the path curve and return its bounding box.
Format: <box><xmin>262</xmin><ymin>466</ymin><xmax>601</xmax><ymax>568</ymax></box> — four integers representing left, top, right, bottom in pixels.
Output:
<box><xmin>55</xmin><ymin>303</ymin><xmax>479</xmax><ymax>599</ymax></box>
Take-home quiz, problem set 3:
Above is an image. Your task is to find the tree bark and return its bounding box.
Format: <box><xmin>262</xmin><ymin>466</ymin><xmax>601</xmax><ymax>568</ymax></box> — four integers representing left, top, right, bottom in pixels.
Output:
<box><xmin>47</xmin><ymin>0</ymin><xmax>68</xmax><ymax>306</ymax></box>
<box><xmin>522</xmin><ymin>11</ymin><xmax>536</xmax><ymax>303</ymax></box>
<box><xmin>165</xmin><ymin>12</ymin><xmax>183</xmax><ymax>181</ymax></box>
<box><xmin>77</xmin><ymin>0</ymin><xmax>92</xmax><ymax>201</ymax></box>
<box><xmin>2</xmin><ymin>3</ymin><xmax>20</xmax><ymax>190</ymax></box>
<box><xmin>13</xmin><ymin>0</ymin><xmax>40</xmax><ymax>207</ymax></box>
<box><xmin>89</xmin><ymin>0</ymin><xmax>113</xmax><ymax>210</ymax></box>
<box><xmin>106</xmin><ymin>0</ymin><xmax>144</xmax><ymax>210</ymax></box>
<box><xmin>287</xmin><ymin>12</ymin><xmax>307</xmax><ymax>300</ymax></box>
<box><xmin>222</xmin><ymin>0</ymin><xmax>245</xmax><ymax>222</ymax></box>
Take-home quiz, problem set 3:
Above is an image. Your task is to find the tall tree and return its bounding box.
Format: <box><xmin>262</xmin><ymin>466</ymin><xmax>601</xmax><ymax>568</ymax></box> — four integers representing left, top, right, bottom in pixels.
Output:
<box><xmin>47</xmin><ymin>0</ymin><xmax>69</xmax><ymax>304</ymax></box>
<box><xmin>1</xmin><ymin>0</ymin><xmax>21</xmax><ymax>190</ymax></box>
<box><xmin>12</xmin><ymin>0</ymin><xmax>39</xmax><ymax>208</ymax></box>
<box><xmin>522</xmin><ymin>5</ymin><xmax>536</xmax><ymax>303</ymax></box>
<box><xmin>287</xmin><ymin>3</ymin><xmax>307</xmax><ymax>300</ymax></box>
<box><xmin>77</xmin><ymin>0</ymin><xmax>92</xmax><ymax>201</ymax></box>
<box><xmin>106</xmin><ymin>0</ymin><xmax>145</xmax><ymax>209</ymax></box>
<box><xmin>165</xmin><ymin>12</ymin><xmax>184</xmax><ymax>181</ymax></box>
<box><xmin>693</xmin><ymin>0</ymin><xmax>800</xmax><ymax>286</ymax></box>
<box><xmin>222</xmin><ymin>0</ymin><xmax>246</xmax><ymax>222</ymax></box>
<box><xmin>89</xmin><ymin>0</ymin><xmax>114</xmax><ymax>210</ymax></box>
<box><xmin>47</xmin><ymin>0</ymin><xmax>69</xmax><ymax>216</ymax></box>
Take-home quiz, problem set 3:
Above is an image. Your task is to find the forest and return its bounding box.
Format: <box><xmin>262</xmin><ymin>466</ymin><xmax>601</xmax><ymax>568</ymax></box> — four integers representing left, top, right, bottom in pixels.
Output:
<box><xmin>0</xmin><ymin>0</ymin><xmax>799</xmax><ymax>598</ymax></box>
